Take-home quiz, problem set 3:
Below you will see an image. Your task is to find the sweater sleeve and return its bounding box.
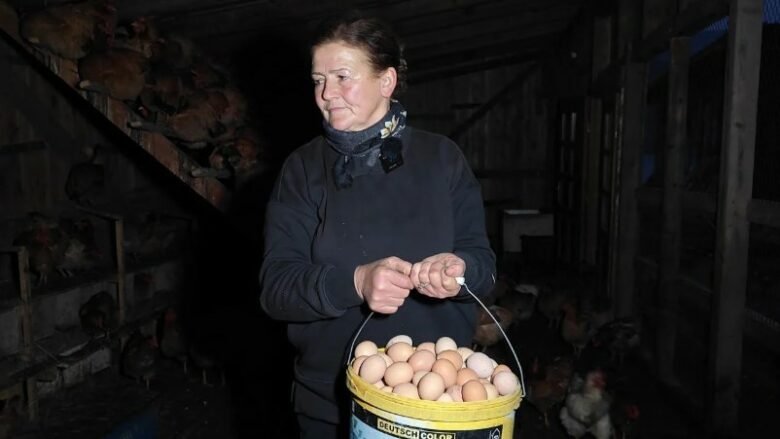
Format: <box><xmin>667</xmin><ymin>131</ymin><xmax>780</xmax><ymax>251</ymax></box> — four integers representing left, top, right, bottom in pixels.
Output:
<box><xmin>258</xmin><ymin>152</ymin><xmax>363</xmax><ymax>322</ymax></box>
<box><xmin>447</xmin><ymin>143</ymin><xmax>497</xmax><ymax>301</ymax></box>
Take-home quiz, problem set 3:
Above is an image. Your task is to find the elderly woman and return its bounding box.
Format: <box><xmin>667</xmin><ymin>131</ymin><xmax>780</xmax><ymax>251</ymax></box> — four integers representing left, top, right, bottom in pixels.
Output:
<box><xmin>259</xmin><ymin>14</ymin><xmax>496</xmax><ymax>438</ymax></box>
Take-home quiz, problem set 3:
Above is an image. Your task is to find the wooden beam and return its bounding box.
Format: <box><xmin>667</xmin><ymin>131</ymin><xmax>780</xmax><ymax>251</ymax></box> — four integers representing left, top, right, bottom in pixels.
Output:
<box><xmin>657</xmin><ymin>37</ymin><xmax>690</xmax><ymax>384</ymax></box>
<box><xmin>747</xmin><ymin>199</ymin><xmax>780</xmax><ymax>228</ymax></box>
<box><xmin>639</xmin><ymin>0</ymin><xmax>729</xmax><ymax>59</ymax></box>
<box><xmin>708</xmin><ymin>0</ymin><xmax>762</xmax><ymax>435</ymax></box>
<box><xmin>0</xmin><ymin>140</ymin><xmax>46</xmax><ymax>155</ymax></box>
<box><xmin>611</xmin><ymin>62</ymin><xmax>647</xmax><ymax>318</ymax></box>
<box><xmin>447</xmin><ymin>63</ymin><xmax>538</xmax><ymax>142</ymax></box>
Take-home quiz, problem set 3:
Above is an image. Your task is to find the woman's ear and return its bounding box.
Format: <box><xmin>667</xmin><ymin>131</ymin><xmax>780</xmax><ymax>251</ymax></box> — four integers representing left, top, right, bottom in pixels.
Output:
<box><xmin>380</xmin><ymin>67</ymin><xmax>397</xmax><ymax>98</ymax></box>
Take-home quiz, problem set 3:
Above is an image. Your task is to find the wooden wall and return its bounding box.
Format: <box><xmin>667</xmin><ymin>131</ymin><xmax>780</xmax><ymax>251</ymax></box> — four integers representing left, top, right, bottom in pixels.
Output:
<box><xmin>403</xmin><ymin>64</ymin><xmax>552</xmax><ymax>243</ymax></box>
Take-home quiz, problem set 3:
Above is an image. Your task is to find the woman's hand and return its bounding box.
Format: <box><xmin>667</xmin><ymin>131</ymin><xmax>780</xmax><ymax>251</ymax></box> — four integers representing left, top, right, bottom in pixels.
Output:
<box><xmin>354</xmin><ymin>256</ymin><xmax>414</xmax><ymax>314</ymax></box>
<box><xmin>410</xmin><ymin>253</ymin><xmax>465</xmax><ymax>299</ymax></box>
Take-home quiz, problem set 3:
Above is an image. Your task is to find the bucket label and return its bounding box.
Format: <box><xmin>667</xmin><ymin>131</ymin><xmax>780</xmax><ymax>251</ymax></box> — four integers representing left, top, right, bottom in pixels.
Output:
<box><xmin>352</xmin><ymin>403</ymin><xmax>503</xmax><ymax>439</ymax></box>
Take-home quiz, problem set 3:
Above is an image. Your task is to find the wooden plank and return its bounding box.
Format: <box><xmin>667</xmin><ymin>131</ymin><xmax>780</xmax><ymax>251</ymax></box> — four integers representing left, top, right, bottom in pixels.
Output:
<box><xmin>658</xmin><ymin>37</ymin><xmax>690</xmax><ymax>384</ymax></box>
<box><xmin>0</xmin><ymin>140</ymin><xmax>46</xmax><ymax>155</ymax></box>
<box><xmin>611</xmin><ymin>63</ymin><xmax>647</xmax><ymax>318</ymax></box>
<box><xmin>747</xmin><ymin>198</ymin><xmax>780</xmax><ymax>228</ymax></box>
<box><xmin>114</xmin><ymin>219</ymin><xmax>126</xmax><ymax>326</ymax></box>
<box><xmin>581</xmin><ymin>98</ymin><xmax>602</xmax><ymax>265</ymax></box>
<box><xmin>448</xmin><ymin>64</ymin><xmax>538</xmax><ymax>141</ymax></box>
<box><xmin>639</xmin><ymin>0</ymin><xmax>729</xmax><ymax>59</ymax></box>
<box><xmin>708</xmin><ymin>0</ymin><xmax>762</xmax><ymax>435</ymax></box>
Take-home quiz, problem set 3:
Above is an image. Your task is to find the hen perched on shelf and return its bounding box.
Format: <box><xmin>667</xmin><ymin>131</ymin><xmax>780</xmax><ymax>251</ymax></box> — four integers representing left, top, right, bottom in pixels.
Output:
<box><xmin>79</xmin><ymin>290</ymin><xmax>115</xmax><ymax>337</ymax></box>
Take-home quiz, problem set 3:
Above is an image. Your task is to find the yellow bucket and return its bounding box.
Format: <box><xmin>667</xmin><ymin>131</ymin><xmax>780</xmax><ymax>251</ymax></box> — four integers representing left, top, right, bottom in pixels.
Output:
<box><xmin>347</xmin><ymin>365</ymin><xmax>522</xmax><ymax>438</ymax></box>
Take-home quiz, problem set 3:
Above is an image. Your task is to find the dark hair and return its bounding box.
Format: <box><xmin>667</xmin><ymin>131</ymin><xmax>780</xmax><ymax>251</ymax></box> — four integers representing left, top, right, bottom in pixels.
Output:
<box><xmin>311</xmin><ymin>13</ymin><xmax>408</xmax><ymax>94</ymax></box>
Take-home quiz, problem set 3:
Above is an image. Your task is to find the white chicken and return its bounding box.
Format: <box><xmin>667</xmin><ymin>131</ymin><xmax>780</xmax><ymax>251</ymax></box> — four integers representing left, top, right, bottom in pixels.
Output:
<box><xmin>559</xmin><ymin>370</ymin><xmax>613</xmax><ymax>439</ymax></box>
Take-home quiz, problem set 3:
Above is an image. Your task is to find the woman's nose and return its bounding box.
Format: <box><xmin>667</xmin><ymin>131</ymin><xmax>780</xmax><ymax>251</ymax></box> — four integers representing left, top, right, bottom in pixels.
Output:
<box><xmin>322</xmin><ymin>80</ymin><xmax>338</xmax><ymax>100</ymax></box>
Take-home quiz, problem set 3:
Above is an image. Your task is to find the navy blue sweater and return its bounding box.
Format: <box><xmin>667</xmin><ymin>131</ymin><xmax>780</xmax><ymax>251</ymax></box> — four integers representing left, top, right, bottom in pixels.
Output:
<box><xmin>259</xmin><ymin>127</ymin><xmax>496</xmax><ymax>422</ymax></box>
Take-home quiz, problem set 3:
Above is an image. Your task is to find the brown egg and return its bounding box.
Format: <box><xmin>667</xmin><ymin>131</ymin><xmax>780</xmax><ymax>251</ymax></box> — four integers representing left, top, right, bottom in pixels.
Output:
<box><xmin>492</xmin><ymin>371</ymin><xmax>519</xmax><ymax>396</ymax></box>
<box><xmin>456</xmin><ymin>367</ymin><xmax>480</xmax><ymax>386</ymax></box>
<box><xmin>462</xmin><ymin>380</ymin><xmax>488</xmax><ymax>402</ymax></box>
<box><xmin>431</xmin><ymin>359</ymin><xmax>458</xmax><ymax>388</ymax></box>
<box><xmin>359</xmin><ymin>354</ymin><xmax>387</xmax><ymax>384</ymax></box>
<box><xmin>491</xmin><ymin>364</ymin><xmax>512</xmax><ymax>379</ymax></box>
<box><xmin>417</xmin><ymin>342</ymin><xmax>436</xmax><ymax>353</ymax></box>
<box><xmin>354</xmin><ymin>340</ymin><xmax>378</xmax><ymax>358</ymax></box>
<box><xmin>437</xmin><ymin>350</ymin><xmax>464</xmax><ymax>369</ymax></box>
<box><xmin>392</xmin><ymin>382</ymin><xmax>419</xmax><ymax>399</ymax></box>
<box><xmin>407</xmin><ymin>349</ymin><xmax>436</xmax><ymax>372</ymax></box>
<box><xmin>384</xmin><ymin>362</ymin><xmax>414</xmax><ymax>387</ymax></box>
<box><xmin>352</xmin><ymin>355</ymin><xmax>368</xmax><ymax>373</ymax></box>
<box><xmin>417</xmin><ymin>372</ymin><xmax>446</xmax><ymax>401</ymax></box>
<box><xmin>386</xmin><ymin>342</ymin><xmax>415</xmax><ymax>363</ymax></box>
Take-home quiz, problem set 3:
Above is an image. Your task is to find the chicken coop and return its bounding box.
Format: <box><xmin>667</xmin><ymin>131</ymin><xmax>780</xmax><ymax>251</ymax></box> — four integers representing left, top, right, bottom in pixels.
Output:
<box><xmin>0</xmin><ymin>0</ymin><xmax>778</xmax><ymax>438</ymax></box>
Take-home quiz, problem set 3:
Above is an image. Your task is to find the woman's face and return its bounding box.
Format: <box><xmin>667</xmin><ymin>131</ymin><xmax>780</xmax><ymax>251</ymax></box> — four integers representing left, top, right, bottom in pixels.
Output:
<box><xmin>312</xmin><ymin>41</ymin><xmax>396</xmax><ymax>132</ymax></box>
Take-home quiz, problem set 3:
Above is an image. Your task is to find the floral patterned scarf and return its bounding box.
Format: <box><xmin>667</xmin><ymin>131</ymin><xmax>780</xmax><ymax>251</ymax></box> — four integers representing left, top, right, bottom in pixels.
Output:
<box><xmin>323</xmin><ymin>100</ymin><xmax>407</xmax><ymax>189</ymax></box>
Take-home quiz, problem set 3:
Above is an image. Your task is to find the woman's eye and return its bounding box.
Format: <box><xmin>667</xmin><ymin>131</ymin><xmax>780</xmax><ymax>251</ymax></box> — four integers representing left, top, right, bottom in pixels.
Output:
<box><xmin>338</xmin><ymin>75</ymin><xmax>349</xmax><ymax>81</ymax></box>
<box><xmin>312</xmin><ymin>78</ymin><xmax>323</xmax><ymax>86</ymax></box>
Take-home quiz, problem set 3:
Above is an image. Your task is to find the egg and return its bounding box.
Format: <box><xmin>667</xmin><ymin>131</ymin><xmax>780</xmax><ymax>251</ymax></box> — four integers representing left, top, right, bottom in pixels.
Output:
<box><xmin>466</xmin><ymin>352</ymin><xmax>494</xmax><ymax>379</ymax></box>
<box><xmin>436</xmin><ymin>392</ymin><xmax>454</xmax><ymax>402</ymax></box>
<box><xmin>431</xmin><ymin>358</ymin><xmax>458</xmax><ymax>388</ymax></box>
<box><xmin>374</xmin><ymin>379</ymin><xmax>386</xmax><ymax>388</ymax></box>
<box><xmin>417</xmin><ymin>342</ymin><xmax>436</xmax><ymax>353</ymax></box>
<box><xmin>354</xmin><ymin>340</ymin><xmax>378</xmax><ymax>358</ymax></box>
<box><xmin>392</xmin><ymin>382</ymin><xmax>419</xmax><ymax>399</ymax></box>
<box><xmin>457</xmin><ymin>347</ymin><xmax>474</xmax><ymax>362</ymax></box>
<box><xmin>461</xmin><ymin>380</ymin><xmax>487</xmax><ymax>402</ymax></box>
<box><xmin>412</xmin><ymin>370</ymin><xmax>428</xmax><ymax>386</ymax></box>
<box><xmin>407</xmin><ymin>349</ymin><xmax>436</xmax><ymax>372</ymax></box>
<box><xmin>437</xmin><ymin>350</ymin><xmax>464</xmax><ymax>369</ymax></box>
<box><xmin>445</xmin><ymin>384</ymin><xmax>463</xmax><ymax>402</ymax></box>
<box><xmin>351</xmin><ymin>355</ymin><xmax>368</xmax><ymax>373</ymax></box>
<box><xmin>359</xmin><ymin>354</ymin><xmax>387</xmax><ymax>384</ymax></box>
<box><xmin>380</xmin><ymin>353</ymin><xmax>394</xmax><ymax>367</ymax></box>
<box><xmin>483</xmin><ymin>382</ymin><xmax>499</xmax><ymax>400</ymax></box>
<box><xmin>491</xmin><ymin>364</ymin><xmax>512</xmax><ymax>379</ymax></box>
<box><xmin>435</xmin><ymin>336</ymin><xmax>457</xmax><ymax>354</ymax></box>
<box><xmin>417</xmin><ymin>372</ymin><xmax>446</xmax><ymax>401</ymax></box>
<box><xmin>492</xmin><ymin>371</ymin><xmax>519</xmax><ymax>396</ymax></box>
<box><xmin>386</xmin><ymin>342</ymin><xmax>414</xmax><ymax>363</ymax></box>
<box><xmin>384</xmin><ymin>362</ymin><xmax>414</xmax><ymax>387</ymax></box>
<box><xmin>456</xmin><ymin>367</ymin><xmax>479</xmax><ymax>386</ymax></box>
<box><xmin>386</xmin><ymin>335</ymin><xmax>412</xmax><ymax>347</ymax></box>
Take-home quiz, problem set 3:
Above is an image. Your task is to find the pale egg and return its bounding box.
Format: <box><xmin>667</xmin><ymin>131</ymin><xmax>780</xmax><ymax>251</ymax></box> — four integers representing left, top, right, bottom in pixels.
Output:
<box><xmin>436</xmin><ymin>392</ymin><xmax>454</xmax><ymax>402</ymax></box>
<box><xmin>380</xmin><ymin>353</ymin><xmax>393</xmax><ymax>367</ymax></box>
<box><xmin>456</xmin><ymin>347</ymin><xmax>474</xmax><ymax>362</ymax></box>
<box><xmin>445</xmin><ymin>384</ymin><xmax>463</xmax><ymax>402</ymax></box>
<box><xmin>491</xmin><ymin>364</ymin><xmax>512</xmax><ymax>379</ymax></box>
<box><xmin>417</xmin><ymin>342</ymin><xmax>436</xmax><ymax>353</ymax></box>
<box><xmin>386</xmin><ymin>335</ymin><xmax>412</xmax><ymax>347</ymax></box>
<box><xmin>466</xmin><ymin>352</ymin><xmax>494</xmax><ymax>379</ymax></box>
<box><xmin>354</xmin><ymin>340</ymin><xmax>378</xmax><ymax>358</ymax></box>
<box><xmin>484</xmin><ymin>382</ymin><xmax>499</xmax><ymax>400</ymax></box>
<box><xmin>412</xmin><ymin>370</ymin><xmax>428</xmax><ymax>386</ymax></box>
<box><xmin>492</xmin><ymin>371</ymin><xmax>519</xmax><ymax>396</ymax></box>
<box><xmin>351</xmin><ymin>355</ymin><xmax>368</xmax><ymax>373</ymax></box>
<box><xmin>435</xmin><ymin>336</ymin><xmax>457</xmax><ymax>354</ymax></box>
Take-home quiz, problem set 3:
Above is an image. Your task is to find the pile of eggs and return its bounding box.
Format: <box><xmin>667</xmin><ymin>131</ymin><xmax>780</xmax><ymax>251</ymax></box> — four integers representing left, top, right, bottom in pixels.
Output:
<box><xmin>351</xmin><ymin>335</ymin><xmax>519</xmax><ymax>402</ymax></box>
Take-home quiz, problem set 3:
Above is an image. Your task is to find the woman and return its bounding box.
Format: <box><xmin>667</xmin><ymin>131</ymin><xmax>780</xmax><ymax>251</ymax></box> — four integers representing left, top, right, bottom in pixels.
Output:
<box><xmin>259</xmin><ymin>14</ymin><xmax>496</xmax><ymax>438</ymax></box>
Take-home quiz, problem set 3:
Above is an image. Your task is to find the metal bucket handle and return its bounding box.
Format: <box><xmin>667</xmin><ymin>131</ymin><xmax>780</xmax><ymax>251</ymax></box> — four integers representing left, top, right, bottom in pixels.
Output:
<box><xmin>347</xmin><ymin>276</ymin><xmax>526</xmax><ymax>397</ymax></box>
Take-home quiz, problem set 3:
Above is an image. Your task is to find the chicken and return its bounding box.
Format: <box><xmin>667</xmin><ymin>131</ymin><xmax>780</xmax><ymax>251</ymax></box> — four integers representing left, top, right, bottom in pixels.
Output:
<box><xmin>589</xmin><ymin>319</ymin><xmax>640</xmax><ymax>370</ymax></box>
<box><xmin>472</xmin><ymin>305</ymin><xmax>513</xmax><ymax>352</ymax></box>
<box><xmin>559</xmin><ymin>370</ymin><xmax>612</xmax><ymax>439</ymax></box>
<box><xmin>19</xmin><ymin>0</ymin><xmax>116</xmax><ymax>59</ymax></box>
<box><xmin>65</xmin><ymin>144</ymin><xmax>105</xmax><ymax>206</ymax></box>
<box><xmin>12</xmin><ymin>213</ymin><xmax>62</xmax><ymax>286</ymax></box>
<box><xmin>79</xmin><ymin>290</ymin><xmax>115</xmax><ymax>337</ymax></box>
<box><xmin>561</xmin><ymin>300</ymin><xmax>590</xmax><ymax>357</ymax></box>
<box><xmin>158</xmin><ymin>307</ymin><xmax>188</xmax><ymax>374</ymax></box>
<box><xmin>78</xmin><ymin>47</ymin><xmax>150</xmax><ymax>101</ymax></box>
<box><xmin>496</xmin><ymin>282</ymin><xmax>538</xmax><ymax>322</ymax></box>
<box><xmin>527</xmin><ymin>356</ymin><xmax>571</xmax><ymax>426</ymax></box>
<box><xmin>189</xmin><ymin>341</ymin><xmax>224</xmax><ymax>387</ymax></box>
<box><xmin>538</xmin><ymin>286</ymin><xmax>568</xmax><ymax>330</ymax></box>
<box><xmin>121</xmin><ymin>332</ymin><xmax>159</xmax><ymax>388</ymax></box>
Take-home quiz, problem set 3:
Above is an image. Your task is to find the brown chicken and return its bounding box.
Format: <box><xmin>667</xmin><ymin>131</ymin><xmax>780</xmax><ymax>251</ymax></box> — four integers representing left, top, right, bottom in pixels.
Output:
<box><xmin>158</xmin><ymin>307</ymin><xmax>188</xmax><ymax>374</ymax></box>
<box><xmin>78</xmin><ymin>47</ymin><xmax>150</xmax><ymax>101</ymax></box>
<box><xmin>19</xmin><ymin>0</ymin><xmax>116</xmax><ymax>59</ymax></box>
<box><xmin>538</xmin><ymin>286</ymin><xmax>568</xmax><ymax>330</ymax></box>
<box><xmin>472</xmin><ymin>305</ymin><xmax>514</xmax><ymax>352</ymax></box>
<box><xmin>527</xmin><ymin>356</ymin><xmax>572</xmax><ymax>426</ymax></box>
<box><xmin>561</xmin><ymin>300</ymin><xmax>590</xmax><ymax>357</ymax></box>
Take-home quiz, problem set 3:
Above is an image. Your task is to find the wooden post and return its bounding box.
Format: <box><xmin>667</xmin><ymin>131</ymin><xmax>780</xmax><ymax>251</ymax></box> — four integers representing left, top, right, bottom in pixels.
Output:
<box><xmin>708</xmin><ymin>0</ymin><xmax>762</xmax><ymax>435</ymax></box>
<box><xmin>610</xmin><ymin>63</ymin><xmax>646</xmax><ymax>318</ymax></box>
<box><xmin>658</xmin><ymin>37</ymin><xmax>690</xmax><ymax>384</ymax></box>
<box><xmin>15</xmin><ymin>247</ymin><xmax>38</xmax><ymax>421</ymax></box>
<box><xmin>114</xmin><ymin>219</ymin><xmax>126</xmax><ymax>326</ymax></box>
